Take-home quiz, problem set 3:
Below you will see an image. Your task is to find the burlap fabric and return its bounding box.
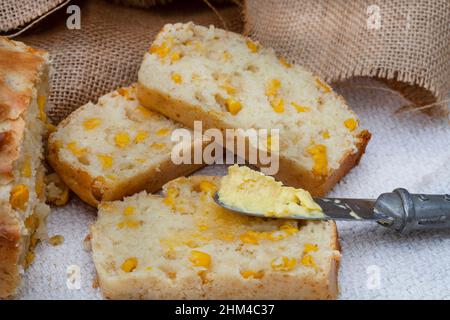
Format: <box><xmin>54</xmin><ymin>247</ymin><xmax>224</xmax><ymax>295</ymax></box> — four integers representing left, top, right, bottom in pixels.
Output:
<box><xmin>244</xmin><ymin>0</ymin><xmax>450</xmax><ymax>113</ymax></box>
<box><xmin>0</xmin><ymin>0</ymin><xmax>67</xmax><ymax>34</ymax></box>
<box><xmin>17</xmin><ymin>0</ymin><xmax>243</xmax><ymax>124</ymax></box>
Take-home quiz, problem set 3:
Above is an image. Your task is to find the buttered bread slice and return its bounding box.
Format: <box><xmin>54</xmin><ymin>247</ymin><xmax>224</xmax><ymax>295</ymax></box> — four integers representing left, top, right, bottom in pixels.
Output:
<box><xmin>0</xmin><ymin>38</ymin><xmax>51</xmax><ymax>298</ymax></box>
<box><xmin>48</xmin><ymin>85</ymin><xmax>204</xmax><ymax>206</ymax></box>
<box><xmin>91</xmin><ymin>174</ymin><xmax>340</xmax><ymax>299</ymax></box>
<box><xmin>138</xmin><ymin>22</ymin><xmax>371</xmax><ymax>196</ymax></box>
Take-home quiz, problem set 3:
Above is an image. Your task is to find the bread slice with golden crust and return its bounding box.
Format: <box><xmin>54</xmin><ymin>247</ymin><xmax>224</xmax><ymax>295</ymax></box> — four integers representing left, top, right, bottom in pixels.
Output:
<box><xmin>47</xmin><ymin>84</ymin><xmax>205</xmax><ymax>207</ymax></box>
<box><xmin>0</xmin><ymin>37</ymin><xmax>50</xmax><ymax>298</ymax></box>
<box><xmin>91</xmin><ymin>174</ymin><xmax>340</xmax><ymax>300</ymax></box>
<box><xmin>137</xmin><ymin>22</ymin><xmax>371</xmax><ymax>196</ymax></box>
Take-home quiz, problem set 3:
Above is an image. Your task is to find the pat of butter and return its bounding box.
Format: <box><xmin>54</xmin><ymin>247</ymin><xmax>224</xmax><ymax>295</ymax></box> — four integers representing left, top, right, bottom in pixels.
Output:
<box><xmin>218</xmin><ymin>165</ymin><xmax>324</xmax><ymax>218</ymax></box>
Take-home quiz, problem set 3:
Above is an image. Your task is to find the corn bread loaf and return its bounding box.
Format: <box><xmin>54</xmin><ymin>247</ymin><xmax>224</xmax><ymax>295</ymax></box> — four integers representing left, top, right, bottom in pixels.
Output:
<box><xmin>138</xmin><ymin>22</ymin><xmax>371</xmax><ymax>196</ymax></box>
<box><xmin>0</xmin><ymin>37</ymin><xmax>51</xmax><ymax>298</ymax></box>
<box><xmin>91</xmin><ymin>174</ymin><xmax>340</xmax><ymax>299</ymax></box>
<box><xmin>48</xmin><ymin>84</ymin><xmax>205</xmax><ymax>207</ymax></box>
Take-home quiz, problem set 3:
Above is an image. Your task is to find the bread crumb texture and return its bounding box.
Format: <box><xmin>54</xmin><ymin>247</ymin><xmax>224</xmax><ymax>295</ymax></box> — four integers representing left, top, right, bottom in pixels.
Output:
<box><xmin>49</xmin><ymin>85</ymin><xmax>184</xmax><ymax>179</ymax></box>
<box><xmin>139</xmin><ymin>22</ymin><xmax>367</xmax><ymax>177</ymax></box>
<box><xmin>91</xmin><ymin>175</ymin><xmax>340</xmax><ymax>299</ymax></box>
<box><xmin>48</xmin><ymin>84</ymin><xmax>201</xmax><ymax>205</ymax></box>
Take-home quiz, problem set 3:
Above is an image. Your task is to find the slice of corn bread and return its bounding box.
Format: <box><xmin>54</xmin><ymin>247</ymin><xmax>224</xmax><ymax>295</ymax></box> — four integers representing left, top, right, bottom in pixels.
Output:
<box><xmin>138</xmin><ymin>22</ymin><xmax>371</xmax><ymax>196</ymax></box>
<box><xmin>0</xmin><ymin>37</ymin><xmax>51</xmax><ymax>298</ymax></box>
<box><xmin>48</xmin><ymin>84</ymin><xmax>205</xmax><ymax>207</ymax></box>
<box><xmin>91</xmin><ymin>174</ymin><xmax>340</xmax><ymax>299</ymax></box>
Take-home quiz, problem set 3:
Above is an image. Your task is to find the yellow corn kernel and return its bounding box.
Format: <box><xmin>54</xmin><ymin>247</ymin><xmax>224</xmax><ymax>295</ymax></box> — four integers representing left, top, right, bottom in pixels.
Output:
<box><xmin>225</xmin><ymin>98</ymin><xmax>242</xmax><ymax>115</ymax></box>
<box><xmin>170</xmin><ymin>52</ymin><xmax>181</xmax><ymax>62</ymax></box>
<box><xmin>240</xmin><ymin>270</ymin><xmax>264</xmax><ymax>279</ymax></box>
<box><xmin>10</xmin><ymin>184</ymin><xmax>29</xmax><ymax>211</ymax></box>
<box><xmin>240</xmin><ymin>231</ymin><xmax>259</xmax><ymax>245</ymax></box>
<box><xmin>223</xmin><ymin>51</ymin><xmax>232</xmax><ymax>61</ymax></box>
<box><xmin>199</xmin><ymin>181</ymin><xmax>217</xmax><ymax>194</ymax></box>
<box><xmin>46</xmin><ymin>123</ymin><xmax>56</xmax><ymax>135</ymax></box>
<box><xmin>164</xmin><ymin>187</ymin><xmax>179</xmax><ymax>208</ymax></box>
<box><xmin>83</xmin><ymin>118</ymin><xmax>101</xmax><ymax>130</ymax></box>
<box><xmin>171</xmin><ymin>73</ymin><xmax>182</xmax><ymax>84</ymax></box>
<box><xmin>123</xmin><ymin>206</ymin><xmax>135</xmax><ymax>216</ymax></box>
<box><xmin>156</xmin><ymin>128</ymin><xmax>170</xmax><ymax>136</ymax></box>
<box><xmin>54</xmin><ymin>188</ymin><xmax>69</xmax><ymax>206</ymax></box>
<box><xmin>246</xmin><ymin>40</ymin><xmax>259</xmax><ymax>53</ymax></box>
<box><xmin>117</xmin><ymin>220</ymin><xmax>142</xmax><ymax>229</ymax></box>
<box><xmin>291</xmin><ymin>102</ymin><xmax>310</xmax><ymax>113</ymax></box>
<box><xmin>344</xmin><ymin>118</ymin><xmax>358</xmax><ymax>132</ymax></box>
<box><xmin>280</xmin><ymin>224</ymin><xmax>299</xmax><ymax>235</ymax></box>
<box><xmin>197</xmin><ymin>270</ymin><xmax>209</xmax><ymax>284</ymax></box>
<box><xmin>23</xmin><ymin>251</ymin><xmax>35</xmax><ymax>269</ymax></box>
<box><xmin>316</xmin><ymin>78</ymin><xmax>332</xmax><ymax>93</ymax></box>
<box><xmin>220</xmin><ymin>82</ymin><xmax>236</xmax><ymax>95</ymax></box>
<box><xmin>151</xmin><ymin>142</ymin><xmax>166</xmax><ymax>150</ymax></box>
<box><xmin>136</xmin><ymin>105</ymin><xmax>153</xmax><ymax>118</ymax></box>
<box><xmin>121</xmin><ymin>257</ymin><xmax>138</xmax><ymax>272</ymax></box>
<box><xmin>97</xmin><ymin>154</ymin><xmax>113</xmax><ymax>169</ymax></box>
<box><xmin>24</xmin><ymin>214</ymin><xmax>39</xmax><ymax>230</ymax></box>
<box><xmin>149</xmin><ymin>41</ymin><xmax>170</xmax><ymax>58</ymax></box>
<box><xmin>115</xmin><ymin>132</ymin><xmax>130</xmax><ymax>148</ymax></box>
<box><xmin>271</xmin><ymin>256</ymin><xmax>297</xmax><ymax>271</ymax></box>
<box><xmin>321</xmin><ymin>130</ymin><xmax>330</xmax><ymax>139</ymax></box>
<box><xmin>196</xmin><ymin>222</ymin><xmax>209</xmax><ymax>231</ymax></box>
<box><xmin>301</xmin><ymin>254</ymin><xmax>317</xmax><ymax>269</ymax></box>
<box><xmin>134</xmin><ymin>130</ymin><xmax>149</xmax><ymax>143</ymax></box>
<box><xmin>48</xmin><ymin>235</ymin><xmax>64</xmax><ymax>246</ymax></box>
<box><xmin>266</xmin><ymin>79</ymin><xmax>281</xmax><ymax>97</ymax></box>
<box><xmin>189</xmin><ymin>250</ymin><xmax>211</xmax><ymax>268</ymax></box>
<box><xmin>22</xmin><ymin>156</ymin><xmax>31</xmax><ymax>178</ymax></box>
<box><xmin>30</xmin><ymin>234</ymin><xmax>39</xmax><ymax>248</ymax></box>
<box><xmin>117</xmin><ymin>87</ymin><xmax>136</xmax><ymax>100</ymax></box>
<box><xmin>37</xmin><ymin>95</ymin><xmax>46</xmax><ymax>122</ymax></box>
<box><xmin>135</xmin><ymin>158</ymin><xmax>146</xmax><ymax>164</ymax></box>
<box><xmin>304</xmin><ymin>243</ymin><xmax>318</xmax><ymax>253</ymax></box>
<box><xmin>279</xmin><ymin>57</ymin><xmax>292</xmax><ymax>68</ymax></box>
<box><xmin>67</xmin><ymin>141</ymin><xmax>86</xmax><ymax>157</ymax></box>
<box><xmin>270</xmin><ymin>96</ymin><xmax>284</xmax><ymax>113</ymax></box>
<box><xmin>307</xmin><ymin>144</ymin><xmax>328</xmax><ymax>176</ymax></box>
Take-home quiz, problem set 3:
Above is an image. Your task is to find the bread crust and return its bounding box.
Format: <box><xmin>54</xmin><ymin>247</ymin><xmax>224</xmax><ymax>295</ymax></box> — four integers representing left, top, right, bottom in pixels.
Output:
<box><xmin>137</xmin><ymin>83</ymin><xmax>371</xmax><ymax>196</ymax></box>
<box><xmin>0</xmin><ymin>37</ymin><xmax>48</xmax><ymax>298</ymax></box>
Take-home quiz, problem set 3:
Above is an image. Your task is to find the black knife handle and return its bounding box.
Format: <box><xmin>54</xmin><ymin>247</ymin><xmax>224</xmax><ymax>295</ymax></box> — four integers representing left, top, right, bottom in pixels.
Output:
<box><xmin>375</xmin><ymin>189</ymin><xmax>450</xmax><ymax>232</ymax></box>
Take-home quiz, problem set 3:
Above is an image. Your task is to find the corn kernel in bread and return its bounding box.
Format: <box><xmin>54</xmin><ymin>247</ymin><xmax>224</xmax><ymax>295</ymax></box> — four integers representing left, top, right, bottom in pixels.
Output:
<box><xmin>218</xmin><ymin>165</ymin><xmax>324</xmax><ymax>218</ymax></box>
<box><xmin>0</xmin><ymin>37</ymin><xmax>51</xmax><ymax>298</ymax></box>
<box><xmin>138</xmin><ymin>22</ymin><xmax>371</xmax><ymax>196</ymax></box>
<box><xmin>91</xmin><ymin>175</ymin><xmax>340</xmax><ymax>299</ymax></box>
<box><xmin>48</xmin><ymin>84</ymin><xmax>205</xmax><ymax>206</ymax></box>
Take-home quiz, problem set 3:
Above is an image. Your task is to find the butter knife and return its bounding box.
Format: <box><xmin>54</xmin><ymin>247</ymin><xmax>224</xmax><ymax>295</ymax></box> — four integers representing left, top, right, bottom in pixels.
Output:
<box><xmin>214</xmin><ymin>188</ymin><xmax>450</xmax><ymax>233</ymax></box>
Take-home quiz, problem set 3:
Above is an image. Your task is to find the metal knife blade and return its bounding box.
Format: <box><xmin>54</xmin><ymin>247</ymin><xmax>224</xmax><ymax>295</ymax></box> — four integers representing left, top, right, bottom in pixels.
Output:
<box><xmin>213</xmin><ymin>193</ymin><xmax>388</xmax><ymax>221</ymax></box>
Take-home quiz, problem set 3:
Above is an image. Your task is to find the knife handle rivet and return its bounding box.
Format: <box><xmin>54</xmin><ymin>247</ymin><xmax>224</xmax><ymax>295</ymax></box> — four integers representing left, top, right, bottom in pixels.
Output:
<box><xmin>444</xmin><ymin>194</ymin><xmax>450</xmax><ymax>202</ymax></box>
<box><xmin>418</xmin><ymin>195</ymin><xmax>429</xmax><ymax>201</ymax></box>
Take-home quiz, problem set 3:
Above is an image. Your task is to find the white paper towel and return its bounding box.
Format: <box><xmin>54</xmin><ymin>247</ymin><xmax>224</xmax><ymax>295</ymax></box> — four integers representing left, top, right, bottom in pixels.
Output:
<box><xmin>17</xmin><ymin>78</ymin><xmax>450</xmax><ymax>300</ymax></box>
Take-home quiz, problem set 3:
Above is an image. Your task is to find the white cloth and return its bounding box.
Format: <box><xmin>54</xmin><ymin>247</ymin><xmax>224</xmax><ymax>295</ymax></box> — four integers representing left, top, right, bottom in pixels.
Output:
<box><xmin>18</xmin><ymin>78</ymin><xmax>450</xmax><ymax>299</ymax></box>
